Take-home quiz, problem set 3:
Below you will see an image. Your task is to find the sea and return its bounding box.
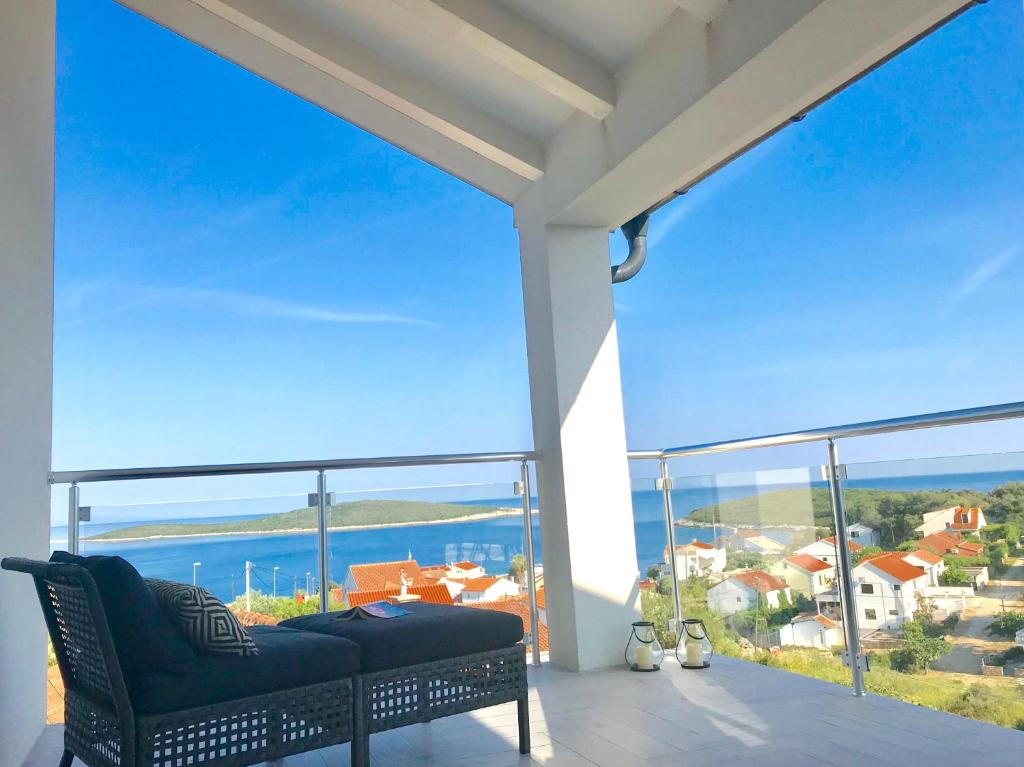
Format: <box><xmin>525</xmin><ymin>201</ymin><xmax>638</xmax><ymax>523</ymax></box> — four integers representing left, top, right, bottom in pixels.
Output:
<box><xmin>48</xmin><ymin>469</ymin><xmax>1024</xmax><ymax>603</ymax></box>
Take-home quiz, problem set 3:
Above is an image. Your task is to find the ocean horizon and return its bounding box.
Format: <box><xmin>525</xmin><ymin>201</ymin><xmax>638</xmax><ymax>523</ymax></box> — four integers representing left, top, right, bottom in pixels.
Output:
<box><xmin>48</xmin><ymin>469</ymin><xmax>1024</xmax><ymax>603</ymax></box>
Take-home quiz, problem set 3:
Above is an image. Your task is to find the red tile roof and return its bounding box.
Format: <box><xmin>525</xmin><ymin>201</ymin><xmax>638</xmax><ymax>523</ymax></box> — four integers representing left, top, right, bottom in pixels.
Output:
<box><xmin>917</xmin><ymin>530</ymin><xmax>984</xmax><ymax>556</ymax></box>
<box><xmin>680</xmin><ymin>539</ymin><xmax>715</xmax><ymax>550</ymax></box>
<box><xmin>465</xmin><ymin>596</ymin><xmax>547</xmax><ymax>652</ymax></box>
<box><xmin>731</xmin><ymin>570</ymin><xmax>789</xmax><ymax>593</ymax></box>
<box><xmin>536</xmin><ymin>587</ymin><xmax>546</xmax><ymax>609</ymax></box>
<box><xmin>347</xmin><ymin>560</ymin><xmax>427</xmax><ymax>591</ymax></box>
<box><xmin>858</xmin><ymin>552</ymin><xmax>926</xmax><ymax>583</ymax></box>
<box><xmin>459</xmin><ymin>576</ymin><xmax>503</xmax><ymax>592</ymax></box>
<box><xmin>950</xmin><ymin>506</ymin><xmax>981</xmax><ymax>531</ymax></box>
<box><xmin>346</xmin><ymin>583</ymin><xmax>454</xmax><ymax>607</ymax></box>
<box><xmin>737</xmin><ymin>529</ymin><xmax>760</xmax><ymax>538</ymax></box>
<box><xmin>957</xmin><ymin>541</ymin><xmax>984</xmax><ymax>555</ymax></box>
<box><xmin>452</xmin><ymin>561</ymin><xmax>481</xmax><ymax>571</ymax></box>
<box><xmin>784</xmin><ymin>554</ymin><xmax>833</xmax><ymax>573</ymax></box>
<box><xmin>793</xmin><ymin>613</ymin><xmax>837</xmax><ymax>629</ymax></box>
<box><xmin>909</xmin><ymin>549</ymin><xmax>943</xmax><ymax>565</ymax></box>
<box><xmin>821</xmin><ymin>536</ymin><xmax>864</xmax><ymax>551</ymax></box>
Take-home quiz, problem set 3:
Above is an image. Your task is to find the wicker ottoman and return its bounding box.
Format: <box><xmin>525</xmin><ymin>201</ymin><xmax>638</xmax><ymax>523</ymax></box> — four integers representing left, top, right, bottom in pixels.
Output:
<box><xmin>281</xmin><ymin>603</ymin><xmax>530</xmax><ymax>767</ymax></box>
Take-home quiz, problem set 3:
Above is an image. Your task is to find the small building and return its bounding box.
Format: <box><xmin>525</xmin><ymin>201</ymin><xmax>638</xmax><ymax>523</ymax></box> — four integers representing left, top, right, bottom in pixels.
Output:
<box><xmin>793</xmin><ymin>536</ymin><xmax>863</xmax><ymax>568</ymax></box>
<box><xmin>903</xmin><ymin>549</ymin><xmax>946</xmax><ymax>586</ymax></box>
<box><xmin>916</xmin><ymin>531</ymin><xmax>984</xmax><ymax>558</ymax></box>
<box><xmin>852</xmin><ymin>552</ymin><xmax>929</xmax><ymax>631</ymax></box>
<box><xmin>778</xmin><ymin>614</ymin><xmax>843</xmax><ymax>649</ymax></box>
<box><xmin>347</xmin><ymin>583</ymin><xmax>454</xmax><ymax>607</ymax></box>
<box><xmin>846</xmin><ymin>523</ymin><xmax>880</xmax><ymax>548</ymax></box>
<box><xmin>769</xmin><ymin>554</ymin><xmax>835</xmax><ymax>597</ymax></box>
<box><xmin>344</xmin><ymin>559</ymin><xmax>429</xmax><ymax>598</ymax></box>
<box><xmin>916</xmin><ymin>506</ymin><xmax>987</xmax><ymax>537</ymax></box>
<box><xmin>664</xmin><ymin>540</ymin><xmax>726</xmax><ymax>577</ymax></box>
<box><xmin>457</xmin><ymin>576</ymin><xmax>521</xmax><ymax>603</ymax></box>
<box><xmin>708</xmin><ymin>570</ymin><xmax>792</xmax><ymax>616</ymax></box>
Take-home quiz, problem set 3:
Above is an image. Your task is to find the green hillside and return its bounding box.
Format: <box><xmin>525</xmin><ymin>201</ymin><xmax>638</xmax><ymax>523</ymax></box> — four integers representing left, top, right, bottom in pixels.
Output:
<box><xmin>683</xmin><ymin>486</ymin><xmax>990</xmax><ymax>545</ymax></box>
<box><xmin>88</xmin><ymin>499</ymin><xmax>505</xmax><ymax>541</ymax></box>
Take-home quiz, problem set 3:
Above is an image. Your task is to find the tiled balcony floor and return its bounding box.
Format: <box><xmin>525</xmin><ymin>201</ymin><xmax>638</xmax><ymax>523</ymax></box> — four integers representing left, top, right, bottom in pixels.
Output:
<box><xmin>24</xmin><ymin>656</ymin><xmax>1024</xmax><ymax>767</ymax></box>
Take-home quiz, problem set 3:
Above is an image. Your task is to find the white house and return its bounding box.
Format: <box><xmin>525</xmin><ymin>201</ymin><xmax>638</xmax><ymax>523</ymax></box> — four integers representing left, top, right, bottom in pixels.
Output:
<box><xmin>903</xmin><ymin>549</ymin><xmax>946</xmax><ymax>587</ymax></box>
<box><xmin>846</xmin><ymin>523</ymin><xmax>880</xmax><ymax>548</ymax></box>
<box><xmin>457</xmin><ymin>576</ymin><xmax>521</xmax><ymax>603</ymax></box>
<box><xmin>852</xmin><ymin>552</ymin><xmax>929</xmax><ymax>632</ymax></box>
<box><xmin>664</xmin><ymin>540</ymin><xmax>726</xmax><ymax>577</ymax></box>
<box><xmin>916</xmin><ymin>506</ymin><xmax>987</xmax><ymax>537</ymax></box>
<box><xmin>793</xmin><ymin>536</ymin><xmax>863</xmax><ymax>568</ymax></box>
<box><xmin>778</xmin><ymin>614</ymin><xmax>844</xmax><ymax>649</ymax></box>
<box><xmin>708</xmin><ymin>571</ymin><xmax>792</xmax><ymax>616</ymax></box>
<box><xmin>769</xmin><ymin>554</ymin><xmax>835</xmax><ymax>597</ymax></box>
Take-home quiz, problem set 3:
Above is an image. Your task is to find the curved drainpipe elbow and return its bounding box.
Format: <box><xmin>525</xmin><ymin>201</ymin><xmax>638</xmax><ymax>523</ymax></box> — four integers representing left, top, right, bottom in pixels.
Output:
<box><xmin>611</xmin><ymin>211</ymin><xmax>650</xmax><ymax>284</ymax></box>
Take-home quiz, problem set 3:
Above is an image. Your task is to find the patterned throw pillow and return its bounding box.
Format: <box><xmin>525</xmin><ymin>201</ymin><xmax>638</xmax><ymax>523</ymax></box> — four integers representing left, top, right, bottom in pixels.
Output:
<box><xmin>147</xmin><ymin>579</ymin><xmax>259</xmax><ymax>657</ymax></box>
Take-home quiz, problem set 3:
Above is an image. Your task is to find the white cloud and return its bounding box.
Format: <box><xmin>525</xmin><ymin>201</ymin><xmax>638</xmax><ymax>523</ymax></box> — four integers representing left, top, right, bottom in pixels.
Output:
<box><xmin>950</xmin><ymin>244</ymin><xmax>1021</xmax><ymax>306</ymax></box>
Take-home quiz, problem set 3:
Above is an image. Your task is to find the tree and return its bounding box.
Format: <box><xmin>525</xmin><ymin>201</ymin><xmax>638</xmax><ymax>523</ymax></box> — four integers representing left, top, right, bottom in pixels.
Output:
<box><xmin>940</xmin><ymin>562</ymin><xmax>971</xmax><ymax>587</ymax></box>
<box><xmin>508</xmin><ymin>554</ymin><xmax>527</xmax><ymax>586</ymax></box>
<box><xmin>890</xmin><ymin>620</ymin><xmax>950</xmax><ymax>673</ymax></box>
<box><xmin>986</xmin><ymin>482</ymin><xmax>1024</xmax><ymax>524</ymax></box>
<box><xmin>987</xmin><ymin>611</ymin><xmax>1024</xmax><ymax>639</ymax></box>
<box><xmin>851</xmin><ymin>546</ymin><xmax>883</xmax><ymax>564</ymax></box>
<box><xmin>646</xmin><ymin>564</ymin><xmax>663</xmax><ymax>580</ymax></box>
<box><xmin>725</xmin><ymin>551</ymin><xmax>765</xmax><ymax>571</ymax></box>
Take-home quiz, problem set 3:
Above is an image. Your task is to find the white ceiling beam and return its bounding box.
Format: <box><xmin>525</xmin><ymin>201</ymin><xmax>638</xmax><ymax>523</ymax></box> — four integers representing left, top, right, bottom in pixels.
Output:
<box><xmin>388</xmin><ymin>0</ymin><xmax>615</xmax><ymax>119</ymax></box>
<box><xmin>669</xmin><ymin>0</ymin><xmax>730</xmax><ymax>25</ymax></box>
<box><xmin>185</xmin><ymin>0</ymin><xmax>544</xmax><ymax>181</ymax></box>
<box><xmin>538</xmin><ymin>0</ymin><xmax>974</xmax><ymax>227</ymax></box>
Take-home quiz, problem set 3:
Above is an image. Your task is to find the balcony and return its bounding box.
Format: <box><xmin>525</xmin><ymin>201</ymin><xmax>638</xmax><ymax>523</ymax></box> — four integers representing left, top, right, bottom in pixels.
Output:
<box><xmin>24</xmin><ymin>656</ymin><xmax>1024</xmax><ymax>767</ymax></box>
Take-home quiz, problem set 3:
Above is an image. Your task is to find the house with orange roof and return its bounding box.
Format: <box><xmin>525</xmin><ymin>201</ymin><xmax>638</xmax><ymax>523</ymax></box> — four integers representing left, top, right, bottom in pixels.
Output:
<box><xmin>446</xmin><ymin>560</ymin><xmax>486</xmax><ymax>580</ymax></box>
<box><xmin>778</xmin><ymin>613</ymin><xmax>843</xmax><ymax>649</ymax></box>
<box><xmin>707</xmin><ymin>570</ymin><xmax>792</xmax><ymax>616</ymax></box>
<box><xmin>903</xmin><ymin>548</ymin><xmax>946</xmax><ymax>586</ymax></box>
<box><xmin>662</xmin><ymin>539</ymin><xmax>726</xmax><ymax>577</ymax></box>
<box><xmin>457</xmin><ymin>575</ymin><xmax>521</xmax><ymax>604</ymax></box>
<box><xmin>793</xmin><ymin>536</ymin><xmax>863</xmax><ymax>568</ymax></box>
<box><xmin>465</xmin><ymin>596</ymin><xmax>548</xmax><ymax>654</ymax></box>
<box><xmin>768</xmin><ymin>553</ymin><xmax>835</xmax><ymax>597</ymax></box>
<box><xmin>347</xmin><ymin>583</ymin><xmax>455</xmax><ymax>607</ymax></box>
<box><xmin>343</xmin><ymin>559</ymin><xmax>428</xmax><ymax>594</ymax></box>
<box><xmin>916</xmin><ymin>505</ymin><xmax>987</xmax><ymax>537</ymax></box>
<box><xmin>916</xmin><ymin>530</ymin><xmax>984</xmax><ymax>558</ymax></box>
<box><xmin>852</xmin><ymin>552</ymin><xmax>929</xmax><ymax>631</ymax></box>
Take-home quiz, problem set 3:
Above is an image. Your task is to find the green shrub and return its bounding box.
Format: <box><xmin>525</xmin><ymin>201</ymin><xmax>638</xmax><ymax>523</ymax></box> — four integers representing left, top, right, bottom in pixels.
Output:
<box><xmin>988</xmin><ymin>611</ymin><xmax>1024</xmax><ymax>638</ymax></box>
<box><xmin>890</xmin><ymin>620</ymin><xmax>951</xmax><ymax>673</ymax></box>
<box><xmin>229</xmin><ymin>590</ymin><xmax>344</xmax><ymax>621</ymax></box>
<box><xmin>939</xmin><ymin>562</ymin><xmax>971</xmax><ymax>587</ymax></box>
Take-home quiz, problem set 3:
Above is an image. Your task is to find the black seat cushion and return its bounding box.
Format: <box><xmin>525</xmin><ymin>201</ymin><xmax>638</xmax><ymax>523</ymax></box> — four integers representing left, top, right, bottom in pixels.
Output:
<box><xmin>280</xmin><ymin>602</ymin><xmax>523</xmax><ymax>672</ymax></box>
<box><xmin>49</xmin><ymin>551</ymin><xmax>195</xmax><ymax>676</ymax></box>
<box><xmin>131</xmin><ymin>625</ymin><xmax>361</xmax><ymax>714</ymax></box>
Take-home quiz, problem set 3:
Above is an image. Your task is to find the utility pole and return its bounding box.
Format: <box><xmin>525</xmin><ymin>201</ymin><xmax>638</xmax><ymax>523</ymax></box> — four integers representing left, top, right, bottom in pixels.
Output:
<box><xmin>231</xmin><ymin>573</ymin><xmax>236</xmax><ymax>601</ymax></box>
<box><xmin>273</xmin><ymin>566</ymin><xmax>279</xmax><ymax>598</ymax></box>
<box><xmin>192</xmin><ymin>561</ymin><xmax>201</xmax><ymax>586</ymax></box>
<box><xmin>245</xmin><ymin>560</ymin><xmax>252</xmax><ymax>612</ymax></box>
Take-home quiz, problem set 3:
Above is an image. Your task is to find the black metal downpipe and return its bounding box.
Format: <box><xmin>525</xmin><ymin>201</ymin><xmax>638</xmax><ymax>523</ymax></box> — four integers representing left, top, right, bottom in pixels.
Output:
<box><xmin>611</xmin><ymin>211</ymin><xmax>650</xmax><ymax>284</ymax></box>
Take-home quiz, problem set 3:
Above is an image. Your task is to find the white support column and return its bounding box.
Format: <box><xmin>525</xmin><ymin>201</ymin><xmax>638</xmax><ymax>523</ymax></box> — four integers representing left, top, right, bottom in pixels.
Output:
<box><xmin>516</xmin><ymin>188</ymin><xmax>640</xmax><ymax>671</ymax></box>
<box><xmin>0</xmin><ymin>0</ymin><xmax>56</xmax><ymax>762</ymax></box>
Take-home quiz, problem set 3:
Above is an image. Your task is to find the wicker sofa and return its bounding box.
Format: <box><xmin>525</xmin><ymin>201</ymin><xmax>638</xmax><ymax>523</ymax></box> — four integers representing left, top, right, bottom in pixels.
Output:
<box><xmin>3</xmin><ymin>556</ymin><xmax>531</xmax><ymax>767</ymax></box>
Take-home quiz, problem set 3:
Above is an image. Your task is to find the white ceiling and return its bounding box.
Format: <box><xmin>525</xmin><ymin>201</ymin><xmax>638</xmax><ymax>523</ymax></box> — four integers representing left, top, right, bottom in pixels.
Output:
<box><xmin>118</xmin><ymin>0</ymin><xmax>977</xmax><ymax>226</ymax></box>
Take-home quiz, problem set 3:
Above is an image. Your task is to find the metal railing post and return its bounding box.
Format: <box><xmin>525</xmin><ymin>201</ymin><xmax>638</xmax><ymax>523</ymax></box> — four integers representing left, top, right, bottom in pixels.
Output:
<box><xmin>316</xmin><ymin>470</ymin><xmax>330</xmax><ymax>614</ymax></box>
<box><xmin>518</xmin><ymin>461</ymin><xmax>542</xmax><ymax>666</ymax></box>
<box><xmin>658</xmin><ymin>458</ymin><xmax>683</xmax><ymax>635</ymax></box>
<box><xmin>826</xmin><ymin>438</ymin><xmax>866</xmax><ymax>697</ymax></box>
<box><xmin>67</xmin><ymin>483</ymin><xmax>80</xmax><ymax>555</ymax></box>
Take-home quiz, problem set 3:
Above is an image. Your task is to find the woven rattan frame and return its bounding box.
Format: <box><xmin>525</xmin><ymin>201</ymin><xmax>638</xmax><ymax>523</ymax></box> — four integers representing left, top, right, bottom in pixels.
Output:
<box><xmin>351</xmin><ymin>644</ymin><xmax>529</xmax><ymax>767</ymax></box>
<box><xmin>1</xmin><ymin>557</ymin><xmax>354</xmax><ymax>767</ymax></box>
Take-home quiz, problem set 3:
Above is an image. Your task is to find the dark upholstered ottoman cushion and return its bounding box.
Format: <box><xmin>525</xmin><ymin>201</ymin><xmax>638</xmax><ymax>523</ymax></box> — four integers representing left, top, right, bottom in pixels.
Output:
<box><xmin>280</xmin><ymin>602</ymin><xmax>524</xmax><ymax>672</ymax></box>
<box><xmin>130</xmin><ymin>625</ymin><xmax>361</xmax><ymax>714</ymax></box>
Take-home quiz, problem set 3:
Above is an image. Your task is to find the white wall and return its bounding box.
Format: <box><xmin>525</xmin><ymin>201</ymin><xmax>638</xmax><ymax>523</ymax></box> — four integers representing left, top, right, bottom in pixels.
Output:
<box><xmin>853</xmin><ymin>568</ymin><xmax>922</xmax><ymax>632</ymax></box>
<box><xmin>0</xmin><ymin>1</ymin><xmax>56</xmax><ymax>764</ymax></box>
<box><xmin>516</xmin><ymin>186</ymin><xmax>639</xmax><ymax>671</ymax></box>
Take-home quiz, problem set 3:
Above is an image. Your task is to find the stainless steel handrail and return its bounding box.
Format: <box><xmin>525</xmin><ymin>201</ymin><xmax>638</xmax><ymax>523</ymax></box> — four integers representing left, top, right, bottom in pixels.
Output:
<box><xmin>659</xmin><ymin>400</ymin><xmax>1024</xmax><ymax>459</ymax></box>
<box><xmin>49</xmin><ymin>450</ymin><xmax>539</xmax><ymax>484</ymax></box>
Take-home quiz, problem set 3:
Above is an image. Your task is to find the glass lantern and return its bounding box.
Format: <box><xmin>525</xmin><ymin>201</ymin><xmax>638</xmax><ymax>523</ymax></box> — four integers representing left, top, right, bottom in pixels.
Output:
<box><xmin>677</xmin><ymin>618</ymin><xmax>713</xmax><ymax>669</ymax></box>
<box><xmin>624</xmin><ymin>621</ymin><xmax>664</xmax><ymax>672</ymax></box>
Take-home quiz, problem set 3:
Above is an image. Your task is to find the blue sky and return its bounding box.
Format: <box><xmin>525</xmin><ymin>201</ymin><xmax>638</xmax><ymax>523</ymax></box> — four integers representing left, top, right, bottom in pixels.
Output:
<box><xmin>53</xmin><ymin>0</ymin><xmax>1023</xmax><ymax>510</ymax></box>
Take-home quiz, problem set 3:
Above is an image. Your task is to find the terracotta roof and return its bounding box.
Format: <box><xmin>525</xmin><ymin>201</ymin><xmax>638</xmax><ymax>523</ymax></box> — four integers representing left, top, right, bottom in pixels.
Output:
<box><xmin>917</xmin><ymin>530</ymin><xmax>983</xmax><ymax>556</ymax></box>
<box><xmin>682</xmin><ymin>539</ymin><xmax>715</xmax><ymax>550</ymax></box>
<box><xmin>347</xmin><ymin>560</ymin><xmax>427</xmax><ymax>591</ymax></box>
<box><xmin>909</xmin><ymin>549</ymin><xmax>943</xmax><ymax>565</ymax></box>
<box><xmin>737</xmin><ymin>529</ymin><xmax>760</xmax><ymax>538</ymax></box>
<box><xmin>792</xmin><ymin>613</ymin><xmax>836</xmax><ymax>629</ymax></box>
<box><xmin>346</xmin><ymin>583</ymin><xmax>454</xmax><ymax>607</ymax></box>
<box><xmin>638</xmin><ymin>578</ymin><xmax>657</xmax><ymax>590</ymax></box>
<box><xmin>536</xmin><ymin>587</ymin><xmax>546</xmax><ymax>609</ymax></box>
<box><xmin>465</xmin><ymin>596</ymin><xmax>547</xmax><ymax>652</ymax></box>
<box><xmin>784</xmin><ymin>554</ymin><xmax>833</xmax><ymax>573</ymax></box>
<box><xmin>731</xmin><ymin>570</ymin><xmax>789</xmax><ymax>593</ymax></box>
<box><xmin>821</xmin><ymin>536</ymin><xmax>864</xmax><ymax>551</ymax></box>
<box><xmin>452</xmin><ymin>560</ymin><xmax>481</xmax><ymax>571</ymax></box>
<box><xmin>858</xmin><ymin>552</ymin><xmax>926</xmax><ymax>583</ymax></box>
<box><xmin>950</xmin><ymin>506</ymin><xmax>981</xmax><ymax>531</ymax></box>
<box><xmin>231</xmin><ymin>610</ymin><xmax>279</xmax><ymax>626</ymax></box>
<box><xmin>957</xmin><ymin>541</ymin><xmax>984</xmax><ymax>555</ymax></box>
<box><xmin>459</xmin><ymin>576</ymin><xmax>503</xmax><ymax>592</ymax></box>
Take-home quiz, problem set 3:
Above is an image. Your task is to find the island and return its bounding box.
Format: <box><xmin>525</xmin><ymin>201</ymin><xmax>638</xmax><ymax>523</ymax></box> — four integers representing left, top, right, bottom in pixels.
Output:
<box><xmin>87</xmin><ymin>499</ymin><xmax>519</xmax><ymax>542</ymax></box>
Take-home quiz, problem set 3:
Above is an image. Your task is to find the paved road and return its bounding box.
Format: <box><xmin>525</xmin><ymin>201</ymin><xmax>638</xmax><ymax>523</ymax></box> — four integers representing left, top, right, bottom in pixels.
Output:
<box><xmin>932</xmin><ymin>557</ymin><xmax>1024</xmax><ymax>675</ymax></box>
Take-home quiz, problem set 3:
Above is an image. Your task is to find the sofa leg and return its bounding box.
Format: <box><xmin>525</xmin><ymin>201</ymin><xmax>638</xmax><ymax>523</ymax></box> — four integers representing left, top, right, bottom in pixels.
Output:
<box><xmin>351</xmin><ymin>734</ymin><xmax>370</xmax><ymax>767</ymax></box>
<box><xmin>517</xmin><ymin>695</ymin><xmax>531</xmax><ymax>754</ymax></box>
<box><xmin>58</xmin><ymin>749</ymin><xmax>74</xmax><ymax>767</ymax></box>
